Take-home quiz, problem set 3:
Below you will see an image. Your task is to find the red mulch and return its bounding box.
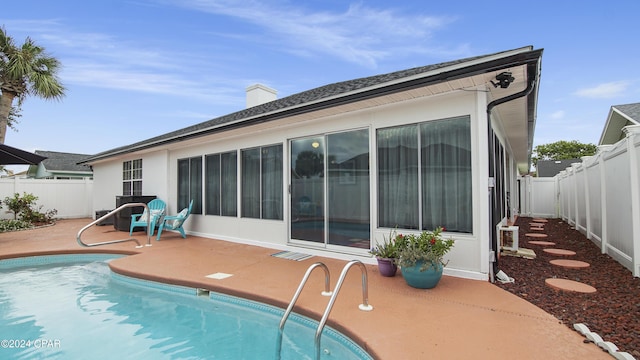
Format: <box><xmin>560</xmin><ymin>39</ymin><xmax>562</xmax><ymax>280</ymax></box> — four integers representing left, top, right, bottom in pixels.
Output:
<box><xmin>495</xmin><ymin>217</ymin><xmax>640</xmax><ymax>357</ymax></box>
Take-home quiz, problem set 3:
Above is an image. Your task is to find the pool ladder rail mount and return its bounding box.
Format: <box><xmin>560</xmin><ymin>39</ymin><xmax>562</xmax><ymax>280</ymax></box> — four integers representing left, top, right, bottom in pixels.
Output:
<box><xmin>276</xmin><ymin>260</ymin><xmax>373</xmax><ymax>360</ymax></box>
<box><xmin>77</xmin><ymin>203</ymin><xmax>153</xmax><ymax>249</ymax></box>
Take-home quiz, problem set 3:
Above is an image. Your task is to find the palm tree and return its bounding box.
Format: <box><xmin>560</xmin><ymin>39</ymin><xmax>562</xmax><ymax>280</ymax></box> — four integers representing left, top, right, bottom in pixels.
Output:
<box><xmin>0</xmin><ymin>27</ymin><xmax>65</xmax><ymax>144</ymax></box>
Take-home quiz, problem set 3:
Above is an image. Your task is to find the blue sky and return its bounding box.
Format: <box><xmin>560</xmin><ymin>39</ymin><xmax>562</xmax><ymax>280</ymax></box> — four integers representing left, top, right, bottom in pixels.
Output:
<box><xmin>2</xmin><ymin>0</ymin><xmax>639</xmax><ymax>171</ymax></box>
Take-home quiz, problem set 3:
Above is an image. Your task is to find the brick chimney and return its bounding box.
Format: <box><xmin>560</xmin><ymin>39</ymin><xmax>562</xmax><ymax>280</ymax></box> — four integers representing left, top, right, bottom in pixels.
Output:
<box><xmin>246</xmin><ymin>84</ymin><xmax>277</xmax><ymax>108</ymax></box>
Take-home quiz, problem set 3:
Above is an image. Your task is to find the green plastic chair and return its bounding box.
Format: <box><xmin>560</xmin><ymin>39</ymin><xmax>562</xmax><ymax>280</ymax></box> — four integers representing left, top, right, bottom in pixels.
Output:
<box><xmin>156</xmin><ymin>200</ymin><xmax>193</xmax><ymax>240</ymax></box>
<box><xmin>129</xmin><ymin>199</ymin><xmax>166</xmax><ymax>236</ymax></box>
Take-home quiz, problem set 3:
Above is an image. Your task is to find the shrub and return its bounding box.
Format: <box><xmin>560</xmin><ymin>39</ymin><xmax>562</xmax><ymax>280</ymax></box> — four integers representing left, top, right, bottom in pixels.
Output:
<box><xmin>3</xmin><ymin>192</ymin><xmax>38</xmax><ymax>220</ymax></box>
<box><xmin>0</xmin><ymin>219</ymin><xmax>33</xmax><ymax>232</ymax></box>
<box><xmin>21</xmin><ymin>206</ymin><xmax>58</xmax><ymax>224</ymax></box>
<box><xmin>1</xmin><ymin>192</ymin><xmax>57</xmax><ymax>224</ymax></box>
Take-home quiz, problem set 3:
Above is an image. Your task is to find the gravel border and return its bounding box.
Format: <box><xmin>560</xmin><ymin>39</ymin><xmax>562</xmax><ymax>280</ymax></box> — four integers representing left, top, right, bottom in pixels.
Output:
<box><xmin>495</xmin><ymin>217</ymin><xmax>640</xmax><ymax>357</ymax></box>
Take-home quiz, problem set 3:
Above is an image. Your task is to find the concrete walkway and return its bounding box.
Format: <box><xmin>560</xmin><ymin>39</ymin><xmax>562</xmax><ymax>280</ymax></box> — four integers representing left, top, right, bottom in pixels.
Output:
<box><xmin>0</xmin><ymin>219</ymin><xmax>610</xmax><ymax>359</ymax></box>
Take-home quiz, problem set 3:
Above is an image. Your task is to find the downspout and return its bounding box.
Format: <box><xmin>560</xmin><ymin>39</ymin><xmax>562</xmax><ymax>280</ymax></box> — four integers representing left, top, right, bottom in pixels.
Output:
<box><xmin>486</xmin><ymin>64</ymin><xmax>538</xmax><ymax>282</ymax></box>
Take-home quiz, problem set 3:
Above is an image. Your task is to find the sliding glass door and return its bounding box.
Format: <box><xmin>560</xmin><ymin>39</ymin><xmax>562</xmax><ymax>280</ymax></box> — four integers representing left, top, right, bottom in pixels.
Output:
<box><xmin>290</xmin><ymin>129</ymin><xmax>370</xmax><ymax>250</ymax></box>
<box><xmin>290</xmin><ymin>137</ymin><xmax>325</xmax><ymax>243</ymax></box>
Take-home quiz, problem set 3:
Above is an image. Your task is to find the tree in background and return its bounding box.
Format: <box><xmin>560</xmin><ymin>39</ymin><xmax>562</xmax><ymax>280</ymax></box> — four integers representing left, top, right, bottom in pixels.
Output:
<box><xmin>531</xmin><ymin>140</ymin><xmax>597</xmax><ymax>169</ymax></box>
<box><xmin>8</xmin><ymin>104</ymin><xmax>21</xmax><ymax>131</ymax></box>
<box><xmin>0</xmin><ymin>26</ymin><xmax>65</xmax><ymax>144</ymax></box>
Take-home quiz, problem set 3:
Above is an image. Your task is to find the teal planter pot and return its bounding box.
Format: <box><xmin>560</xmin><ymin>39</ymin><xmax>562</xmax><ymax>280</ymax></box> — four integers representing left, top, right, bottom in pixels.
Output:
<box><xmin>401</xmin><ymin>261</ymin><xmax>443</xmax><ymax>289</ymax></box>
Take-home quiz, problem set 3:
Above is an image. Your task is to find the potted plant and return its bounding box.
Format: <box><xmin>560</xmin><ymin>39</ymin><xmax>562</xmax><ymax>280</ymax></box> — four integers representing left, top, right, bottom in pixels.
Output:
<box><xmin>396</xmin><ymin>226</ymin><xmax>454</xmax><ymax>289</ymax></box>
<box><xmin>369</xmin><ymin>229</ymin><xmax>407</xmax><ymax>277</ymax></box>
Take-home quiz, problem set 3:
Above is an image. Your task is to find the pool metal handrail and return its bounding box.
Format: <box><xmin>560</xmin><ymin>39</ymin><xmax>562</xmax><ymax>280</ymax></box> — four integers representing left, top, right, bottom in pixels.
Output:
<box><xmin>77</xmin><ymin>203</ymin><xmax>152</xmax><ymax>248</ymax></box>
<box><xmin>276</xmin><ymin>262</ymin><xmax>332</xmax><ymax>360</ymax></box>
<box><xmin>314</xmin><ymin>260</ymin><xmax>373</xmax><ymax>360</ymax></box>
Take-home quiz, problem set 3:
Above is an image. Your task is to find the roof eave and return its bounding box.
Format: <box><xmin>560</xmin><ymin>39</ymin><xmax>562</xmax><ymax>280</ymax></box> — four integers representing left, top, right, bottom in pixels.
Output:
<box><xmin>82</xmin><ymin>47</ymin><xmax>543</xmax><ymax>164</ymax></box>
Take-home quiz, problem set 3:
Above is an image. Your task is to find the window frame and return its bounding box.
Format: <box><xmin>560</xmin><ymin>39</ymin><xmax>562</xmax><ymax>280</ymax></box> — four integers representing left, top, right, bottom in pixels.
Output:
<box><xmin>205</xmin><ymin>151</ymin><xmax>238</xmax><ymax>217</ymax></box>
<box><xmin>177</xmin><ymin>156</ymin><xmax>203</xmax><ymax>214</ymax></box>
<box><xmin>377</xmin><ymin>116</ymin><xmax>472</xmax><ymax>233</ymax></box>
<box><xmin>122</xmin><ymin>159</ymin><xmax>142</xmax><ymax>196</ymax></box>
<box><xmin>240</xmin><ymin>143</ymin><xmax>283</xmax><ymax>220</ymax></box>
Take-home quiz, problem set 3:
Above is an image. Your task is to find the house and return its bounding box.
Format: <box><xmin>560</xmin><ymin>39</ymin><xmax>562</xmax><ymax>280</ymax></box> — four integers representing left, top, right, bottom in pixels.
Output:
<box><xmin>537</xmin><ymin>159</ymin><xmax>581</xmax><ymax>177</ymax></box>
<box><xmin>27</xmin><ymin>151</ymin><xmax>93</xmax><ymax>179</ymax></box>
<box><xmin>599</xmin><ymin>102</ymin><xmax>640</xmax><ymax>145</ymax></box>
<box><xmin>81</xmin><ymin>46</ymin><xmax>543</xmax><ymax>281</ymax></box>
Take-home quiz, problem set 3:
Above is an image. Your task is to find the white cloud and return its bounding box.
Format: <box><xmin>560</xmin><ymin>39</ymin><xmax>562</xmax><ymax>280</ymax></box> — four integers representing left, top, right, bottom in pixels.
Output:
<box><xmin>3</xmin><ymin>19</ymin><xmax>241</xmax><ymax>104</ymax></box>
<box><xmin>574</xmin><ymin>81</ymin><xmax>630</xmax><ymax>99</ymax></box>
<box><xmin>62</xmin><ymin>62</ymin><xmax>239</xmax><ymax>104</ymax></box>
<box><xmin>550</xmin><ymin>110</ymin><xmax>565</xmax><ymax>119</ymax></box>
<box><xmin>170</xmin><ymin>0</ymin><xmax>457</xmax><ymax>67</ymax></box>
<box><xmin>1</xmin><ymin>2</ymin><xmax>461</xmax><ymax>102</ymax></box>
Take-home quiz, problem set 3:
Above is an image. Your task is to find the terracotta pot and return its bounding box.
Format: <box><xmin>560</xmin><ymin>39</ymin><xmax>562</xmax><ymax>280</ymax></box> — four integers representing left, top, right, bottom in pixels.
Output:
<box><xmin>376</xmin><ymin>257</ymin><xmax>397</xmax><ymax>277</ymax></box>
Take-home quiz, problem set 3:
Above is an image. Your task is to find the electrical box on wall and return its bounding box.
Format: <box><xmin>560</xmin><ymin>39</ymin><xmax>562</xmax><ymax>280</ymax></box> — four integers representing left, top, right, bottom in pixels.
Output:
<box><xmin>499</xmin><ymin>226</ymin><xmax>519</xmax><ymax>251</ymax></box>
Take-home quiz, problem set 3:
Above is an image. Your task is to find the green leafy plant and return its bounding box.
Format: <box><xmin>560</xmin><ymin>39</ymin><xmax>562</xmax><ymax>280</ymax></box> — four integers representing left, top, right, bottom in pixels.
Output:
<box><xmin>0</xmin><ymin>219</ymin><xmax>32</xmax><ymax>232</ymax></box>
<box><xmin>21</xmin><ymin>206</ymin><xmax>57</xmax><ymax>224</ymax></box>
<box><xmin>3</xmin><ymin>192</ymin><xmax>38</xmax><ymax>220</ymax></box>
<box><xmin>396</xmin><ymin>226</ymin><xmax>455</xmax><ymax>271</ymax></box>
<box><xmin>369</xmin><ymin>228</ymin><xmax>408</xmax><ymax>259</ymax></box>
<box><xmin>1</xmin><ymin>192</ymin><xmax>57</xmax><ymax>224</ymax></box>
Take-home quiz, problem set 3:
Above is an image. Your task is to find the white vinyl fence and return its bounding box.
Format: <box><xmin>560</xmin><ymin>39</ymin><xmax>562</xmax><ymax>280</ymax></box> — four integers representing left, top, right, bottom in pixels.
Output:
<box><xmin>0</xmin><ymin>178</ymin><xmax>93</xmax><ymax>220</ymax></box>
<box><xmin>519</xmin><ymin>176</ymin><xmax>558</xmax><ymax>218</ymax></box>
<box><xmin>522</xmin><ymin>125</ymin><xmax>640</xmax><ymax>277</ymax></box>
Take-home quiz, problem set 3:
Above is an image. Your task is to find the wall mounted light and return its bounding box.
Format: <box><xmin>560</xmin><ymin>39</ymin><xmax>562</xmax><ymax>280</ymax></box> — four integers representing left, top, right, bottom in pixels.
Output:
<box><xmin>311</xmin><ymin>141</ymin><xmax>320</xmax><ymax>148</ymax></box>
<box><xmin>491</xmin><ymin>72</ymin><xmax>515</xmax><ymax>89</ymax></box>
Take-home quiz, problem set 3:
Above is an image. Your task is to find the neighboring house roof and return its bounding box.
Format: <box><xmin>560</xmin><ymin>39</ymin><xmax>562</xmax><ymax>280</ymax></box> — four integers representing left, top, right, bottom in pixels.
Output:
<box><xmin>27</xmin><ymin>151</ymin><xmax>93</xmax><ymax>178</ymax></box>
<box><xmin>81</xmin><ymin>46</ymin><xmax>543</xmax><ymax>173</ymax></box>
<box><xmin>599</xmin><ymin>102</ymin><xmax>640</xmax><ymax>145</ymax></box>
<box><xmin>536</xmin><ymin>159</ymin><xmax>580</xmax><ymax>177</ymax></box>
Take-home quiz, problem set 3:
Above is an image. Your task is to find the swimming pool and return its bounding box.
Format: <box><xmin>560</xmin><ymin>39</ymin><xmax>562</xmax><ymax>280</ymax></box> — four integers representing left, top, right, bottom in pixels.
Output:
<box><xmin>0</xmin><ymin>254</ymin><xmax>372</xmax><ymax>359</ymax></box>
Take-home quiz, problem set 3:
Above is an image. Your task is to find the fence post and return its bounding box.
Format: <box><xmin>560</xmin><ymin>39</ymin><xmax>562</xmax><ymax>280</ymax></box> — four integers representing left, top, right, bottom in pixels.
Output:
<box><xmin>622</xmin><ymin>125</ymin><xmax>640</xmax><ymax>277</ymax></box>
<box><xmin>523</xmin><ymin>175</ymin><xmax>531</xmax><ymax>216</ymax></box>
<box><xmin>553</xmin><ymin>174</ymin><xmax>560</xmax><ymax>218</ymax></box>
<box><xmin>565</xmin><ymin>166</ymin><xmax>575</xmax><ymax>227</ymax></box>
<box><xmin>581</xmin><ymin>156</ymin><xmax>593</xmax><ymax>240</ymax></box>
<box><xmin>557</xmin><ymin>170</ymin><xmax>566</xmax><ymax>220</ymax></box>
<box><xmin>598</xmin><ymin>145</ymin><xmax>613</xmax><ymax>254</ymax></box>
<box><xmin>571</xmin><ymin>162</ymin><xmax>584</xmax><ymax>232</ymax></box>
<box><xmin>13</xmin><ymin>176</ymin><xmax>19</xmax><ymax>194</ymax></box>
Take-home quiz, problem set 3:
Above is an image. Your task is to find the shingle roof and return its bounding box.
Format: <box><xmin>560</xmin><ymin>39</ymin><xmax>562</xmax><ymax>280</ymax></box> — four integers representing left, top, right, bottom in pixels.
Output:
<box><xmin>612</xmin><ymin>103</ymin><xmax>640</xmax><ymax>123</ymax></box>
<box><xmin>35</xmin><ymin>151</ymin><xmax>93</xmax><ymax>172</ymax></box>
<box><xmin>83</xmin><ymin>46</ymin><xmax>542</xmax><ymax>163</ymax></box>
<box><xmin>537</xmin><ymin>159</ymin><xmax>581</xmax><ymax>177</ymax></box>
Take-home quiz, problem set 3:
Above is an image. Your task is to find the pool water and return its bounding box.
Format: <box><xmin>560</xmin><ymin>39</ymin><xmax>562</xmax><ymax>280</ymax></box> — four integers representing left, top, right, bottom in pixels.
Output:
<box><xmin>0</xmin><ymin>255</ymin><xmax>372</xmax><ymax>360</ymax></box>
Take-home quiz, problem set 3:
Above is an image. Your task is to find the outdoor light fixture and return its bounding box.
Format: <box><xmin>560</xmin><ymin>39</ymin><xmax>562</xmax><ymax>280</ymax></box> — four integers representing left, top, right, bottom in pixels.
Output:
<box><xmin>311</xmin><ymin>141</ymin><xmax>320</xmax><ymax>148</ymax></box>
<box><xmin>491</xmin><ymin>71</ymin><xmax>515</xmax><ymax>89</ymax></box>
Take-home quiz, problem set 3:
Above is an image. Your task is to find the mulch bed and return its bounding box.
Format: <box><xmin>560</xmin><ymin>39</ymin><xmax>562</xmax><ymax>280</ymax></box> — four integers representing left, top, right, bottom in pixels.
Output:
<box><xmin>495</xmin><ymin>217</ymin><xmax>640</xmax><ymax>357</ymax></box>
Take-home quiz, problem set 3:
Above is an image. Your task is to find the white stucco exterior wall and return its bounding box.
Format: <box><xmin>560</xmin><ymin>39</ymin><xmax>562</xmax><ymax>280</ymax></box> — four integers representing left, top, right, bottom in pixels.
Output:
<box><xmin>90</xmin><ymin>87</ymin><xmax>515</xmax><ymax>281</ymax></box>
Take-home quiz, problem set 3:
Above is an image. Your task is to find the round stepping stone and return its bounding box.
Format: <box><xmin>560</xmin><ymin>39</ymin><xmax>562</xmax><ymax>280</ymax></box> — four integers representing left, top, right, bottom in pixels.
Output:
<box><xmin>545</xmin><ymin>278</ymin><xmax>596</xmax><ymax>293</ymax></box>
<box><xmin>529</xmin><ymin>227</ymin><xmax>545</xmax><ymax>231</ymax></box>
<box><xmin>550</xmin><ymin>259</ymin><xmax>590</xmax><ymax>269</ymax></box>
<box><xmin>525</xmin><ymin>233</ymin><xmax>548</xmax><ymax>238</ymax></box>
<box><xmin>532</xmin><ymin>218</ymin><xmax>548</xmax><ymax>223</ymax></box>
<box><xmin>529</xmin><ymin>240</ymin><xmax>556</xmax><ymax>246</ymax></box>
<box><xmin>543</xmin><ymin>248</ymin><xmax>576</xmax><ymax>256</ymax></box>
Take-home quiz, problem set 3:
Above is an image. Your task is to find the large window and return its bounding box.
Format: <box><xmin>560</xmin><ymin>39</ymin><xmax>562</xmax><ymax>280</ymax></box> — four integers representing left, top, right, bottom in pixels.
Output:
<box><xmin>378</xmin><ymin>116</ymin><xmax>472</xmax><ymax>233</ymax></box>
<box><xmin>205</xmin><ymin>151</ymin><xmax>237</xmax><ymax>216</ymax></box>
<box><xmin>123</xmin><ymin>159</ymin><xmax>142</xmax><ymax>195</ymax></box>
<box><xmin>241</xmin><ymin>144</ymin><xmax>283</xmax><ymax>220</ymax></box>
<box><xmin>177</xmin><ymin>157</ymin><xmax>203</xmax><ymax>214</ymax></box>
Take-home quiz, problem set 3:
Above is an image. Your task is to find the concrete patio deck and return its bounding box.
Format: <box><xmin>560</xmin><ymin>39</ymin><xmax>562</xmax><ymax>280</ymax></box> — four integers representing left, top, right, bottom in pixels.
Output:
<box><xmin>0</xmin><ymin>219</ymin><xmax>610</xmax><ymax>359</ymax></box>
